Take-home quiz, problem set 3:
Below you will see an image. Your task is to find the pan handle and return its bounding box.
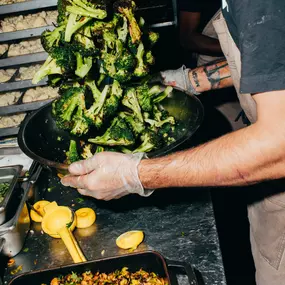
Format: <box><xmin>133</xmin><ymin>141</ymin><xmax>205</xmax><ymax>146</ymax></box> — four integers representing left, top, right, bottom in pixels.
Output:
<box><xmin>166</xmin><ymin>259</ymin><xmax>199</xmax><ymax>285</ymax></box>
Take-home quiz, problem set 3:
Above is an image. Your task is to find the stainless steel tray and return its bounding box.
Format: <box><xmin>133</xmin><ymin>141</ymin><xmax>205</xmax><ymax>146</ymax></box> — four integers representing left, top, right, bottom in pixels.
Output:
<box><xmin>0</xmin><ymin>163</ymin><xmax>42</xmax><ymax>257</ymax></box>
<box><xmin>0</xmin><ymin>165</ymin><xmax>22</xmax><ymax>225</ymax></box>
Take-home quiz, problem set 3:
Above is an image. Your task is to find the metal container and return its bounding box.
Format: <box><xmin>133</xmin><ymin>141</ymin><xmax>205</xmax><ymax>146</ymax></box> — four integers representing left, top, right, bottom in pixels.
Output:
<box><xmin>0</xmin><ymin>165</ymin><xmax>22</xmax><ymax>225</ymax></box>
<box><xmin>0</xmin><ymin>163</ymin><xmax>42</xmax><ymax>257</ymax></box>
<box><xmin>8</xmin><ymin>251</ymin><xmax>198</xmax><ymax>285</ymax></box>
<box><xmin>18</xmin><ymin>88</ymin><xmax>204</xmax><ymax>171</ymax></box>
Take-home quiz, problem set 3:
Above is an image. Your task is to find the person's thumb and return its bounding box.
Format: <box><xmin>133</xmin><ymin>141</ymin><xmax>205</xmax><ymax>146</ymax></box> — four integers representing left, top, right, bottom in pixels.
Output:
<box><xmin>68</xmin><ymin>156</ymin><xmax>98</xmax><ymax>175</ymax></box>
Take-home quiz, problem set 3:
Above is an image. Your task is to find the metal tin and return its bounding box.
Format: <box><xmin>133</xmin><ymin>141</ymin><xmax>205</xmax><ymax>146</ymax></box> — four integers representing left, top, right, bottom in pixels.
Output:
<box><xmin>0</xmin><ymin>165</ymin><xmax>22</xmax><ymax>225</ymax></box>
<box><xmin>0</xmin><ymin>163</ymin><xmax>42</xmax><ymax>257</ymax></box>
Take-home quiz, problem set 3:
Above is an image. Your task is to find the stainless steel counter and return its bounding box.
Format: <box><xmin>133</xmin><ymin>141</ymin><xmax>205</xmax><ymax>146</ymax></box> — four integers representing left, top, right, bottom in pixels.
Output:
<box><xmin>4</xmin><ymin>167</ymin><xmax>226</xmax><ymax>285</ymax></box>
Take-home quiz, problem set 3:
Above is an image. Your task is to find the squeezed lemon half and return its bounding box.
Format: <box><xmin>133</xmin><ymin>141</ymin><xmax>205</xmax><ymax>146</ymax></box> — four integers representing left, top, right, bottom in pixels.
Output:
<box><xmin>30</xmin><ymin>200</ymin><xmax>50</xmax><ymax>223</ymax></box>
<box><xmin>75</xmin><ymin>208</ymin><xmax>96</xmax><ymax>229</ymax></box>
<box><xmin>116</xmin><ymin>230</ymin><xmax>144</xmax><ymax>250</ymax></box>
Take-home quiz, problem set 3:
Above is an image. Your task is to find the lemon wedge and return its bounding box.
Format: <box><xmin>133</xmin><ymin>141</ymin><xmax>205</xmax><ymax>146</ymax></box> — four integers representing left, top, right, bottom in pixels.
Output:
<box><xmin>75</xmin><ymin>208</ymin><xmax>96</xmax><ymax>229</ymax></box>
<box><xmin>30</xmin><ymin>209</ymin><xmax>43</xmax><ymax>222</ymax></box>
<box><xmin>116</xmin><ymin>230</ymin><xmax>144</xmax><ymax>250</ymax></box>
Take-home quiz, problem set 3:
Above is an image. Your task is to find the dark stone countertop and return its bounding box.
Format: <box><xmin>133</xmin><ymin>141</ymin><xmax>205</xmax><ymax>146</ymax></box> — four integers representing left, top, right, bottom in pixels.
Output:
<box><xmin>4</xmin><ymin>167</ymin><xmax>226</xmax><ymax>285</ymax></box>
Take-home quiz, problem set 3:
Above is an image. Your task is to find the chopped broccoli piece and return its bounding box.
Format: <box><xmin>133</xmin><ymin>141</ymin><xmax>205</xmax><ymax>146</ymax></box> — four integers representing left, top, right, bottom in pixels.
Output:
<box><xmin>134</xmin><ymin>42</ymin><xmax>148</xmax><ymax>77</ymax></box>
<box><xmin>66</xmin><ymin>140</ymin><xmax>80</xmax><ymax>164</ymax></box>
<box><xmin>148</xmin><ymin>31</ymin><xmax>159</xmax><ymax>46</ymax></box>
<box><xmin>57</xmin><ymin>0</ymin><xmax>68</xmax><ymax>23</ymax></box>
<box><xmin>103</xmin><ymin>80</ymin><xmax>123</xmax><ymax>118</ymax></box>
<box><xmin>132</xmin><ymin>130</ymin><xmax>163</xmax><ymax>153</ymax></box>
<box><xmin>32</xmin><ymin>55</ymin><xmax>62</xmax><ymax>84</ymax></box>
<box><xmin>65</xmin><ymin>13</ymin><xmax>92</xmax><ymax>42</ymax></box>
<box><xmin>66</xmin><ymin>0</ymin><xmax>107</xmax><ymax>19</ymax></box>
<box><xmin>115</xmin><ymin>48</ymin><xmax>136</xmax><ymax>70</ymax></box>
<box><xmin>145</xmin><ymin>50</ymin><xmax>155</xmax><ymax>65</ymax></box>
<box><xmin>52</xmin><ymin>86</ymin><xmax>87</xmax><ymax>135</ymax></box>
<box><xmin>89</xmin><ymin>117</ymin><xmax>134</xmax><ymax>146</ymax></box>
<box><xmin>122</xmin><ymin>87</ymin><xmax>144</xmax><ymax>122</ymax></box>
<box><xmin>153</xmin><ymin>86</ymin><xmax>173</xmax><ymax>103</ymax></box>
<box><xmin>41</xmin><ymin>25</ymin><xmax>66</xmax><ymax>53</ymax></box>
<box><xmin>117</xmin><ymin>16</ymin><xmax>128</xmax><ymax>43</ymax></box>
<box><xmin>119</xmin><ymin>112</ymin><xmax>145</xmax><ymax>137</ymax></box>
<box><xmin>81</xmin><ymin>144</ymin><xmax>94</xmax><ymax>159</ymax></box>
<box><xmin>95</xmin><ymin>146</ymin><xmax>105</xmax><ymax>153</ymax></box>
<box><xmin>84</xmin><ymin>85</ymin><xmax>110</xmax><ymax>127</ymax></box>
<box><xmin>113</xmin><ymin>0</ymin><xmax>141</xmax><ymax>43</ymax></box>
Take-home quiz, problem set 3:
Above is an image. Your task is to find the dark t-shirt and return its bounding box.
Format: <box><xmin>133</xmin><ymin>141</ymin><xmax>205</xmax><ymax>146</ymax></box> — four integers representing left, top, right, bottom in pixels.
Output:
<box><xmin>178</xmin><ymin>0</ymin><xmax>221</xmax><ymax>32</ymax></box>
<box><xmin>222</xmin><ymin>0</ymin><xmax>285</xmax><ymax>94</ymax></box>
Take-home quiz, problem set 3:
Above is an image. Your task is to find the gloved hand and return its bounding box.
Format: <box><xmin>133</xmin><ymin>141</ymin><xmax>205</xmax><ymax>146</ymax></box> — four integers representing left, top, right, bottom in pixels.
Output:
<box><xmin>153</xmin><ymin>65</ymin><xmax>200</xmax><ymax>95</ymax></box>
<box><xmin>61</xmin><ymin>152</ymin><xmax>153</xmax><ymax>201</ymax></box>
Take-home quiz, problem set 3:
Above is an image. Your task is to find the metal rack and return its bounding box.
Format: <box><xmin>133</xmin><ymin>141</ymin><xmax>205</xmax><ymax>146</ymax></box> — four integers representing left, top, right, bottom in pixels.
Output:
<box><xmin>0</xmin><ymin>0</ymin><xmax>178</xmax><ymax>138</ymax></box>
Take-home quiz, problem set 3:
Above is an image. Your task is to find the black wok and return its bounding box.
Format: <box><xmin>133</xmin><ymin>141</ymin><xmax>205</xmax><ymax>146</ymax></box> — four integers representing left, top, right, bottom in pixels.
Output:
<box><xmin>18</xmin><ymin>88</ymin><xmax>204</xmax><ymax>171</ymax></box>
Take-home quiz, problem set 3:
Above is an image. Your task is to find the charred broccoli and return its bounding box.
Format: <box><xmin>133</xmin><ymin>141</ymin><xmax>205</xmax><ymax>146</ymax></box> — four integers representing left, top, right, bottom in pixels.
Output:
<box><xmin>134</xmin><ymin>42</ymin><xmax>148</xmax><ymax>77</ymax></box>
<box><xmin>41</xmin><ymin>25</ymin><xmax>66</xmax><ymax>53</ymax></box>
<box><xmin>122</xmin><ymin>87</ymin><xmax>144</xmax><ymax>122</ymax></box>
<box><xmin>89</xmin><ymin>117</ymin><xmax>135</xmax><ymax>146</ymax></box>
<box><xmin>133</xmin><ymin>130</ymin><xmax>163</xmax><ymax>153</ymax></box>
<box><xmin>66</xmin><ymin>140</ymin><xmax>80</xmax><ymax>164</ymax></box>
<box><xmin>52</xmin><ymin>86</ymin><xmax>89</xmax><ymax>136</ymax></box>
<box><xmin>113</xmin><ymin>0</ymin><xmax>141</xmax><ymax>43</ymax></box>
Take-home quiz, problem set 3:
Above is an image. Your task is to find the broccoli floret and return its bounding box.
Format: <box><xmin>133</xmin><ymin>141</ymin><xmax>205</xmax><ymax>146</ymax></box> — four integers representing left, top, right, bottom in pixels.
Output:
<box><xmin>153</xmin><ymin>86</ymin><xmax>173</xmax><ymax>103</ymax></box>
<box><xmin>134</xmin><ymin>42</ymin><xmax>148</xmax><ymax>77</ymax></box>
<box><xmin>103</xmin><ymin>80</ymin><xmax>123</xmax><ymax>118</ymax></box>
<box><xmin>32</xmin><ymin>56</ymin><xmax>62</xmax><ymax>84</ymax></box>
<box><xmin>91</xmin><ymin>14</ymin><xmax>120</xmax><ymax>36</ymax></box>
<box><xmin>81</xmin><ymin>144</ymin><xmax>94</xmax><ymax>159</ymax></box>
<box><xmin>65</xmin><ymin>13</ymin><xmax>92</xmax><ymax>42</ymax></box>
<box><xmin>66</xmin><ymin>140</ymin><xmax>80</xmax><ymax>164</ymax></box>
<box><xmin>57</xmin><ymin>0</ymin><xmax>68</xmax><ymax>24</ymax></box>
<box><xmin>113</xmin><ymin>69</ymin><xmax>132</xmax><ymax>82</ymax></box>
<box><xmin>127</xmin><ymin>36</ymin><xmax>138</xmax><ymax>54</ymax></box>
<box><xmin>103</xmin><ymin>31</ymin><xmax>118</xmax><ymax>51</ymax></box>
<box><xmin>136</xmin><ymin>84</ymin><xmax>163</xmax><ymax>112</ymax></box>
<box><xmin>85</xmin><ymin>79</ymin><xmax>101</xmax><ymax>101</ymax></box>
<box><xmin>84</xmin><ymin>85</ymin><xmax>110</xmax><ymax>127</ymax></box>
<box><xmin>122</xmin><ymin>87</ymin><xmax>144</xmax><ymax>122</ymax></box>
<box><xmin>113</xmin><ymin>0</ymin><xmax>141</xmax><ymax>43</ymax></box>
<box><xmin>74</xmin><ymin>26</ymin><xmax>97</xmax><ymax>78</ymax></box>
<box><xmin>115</xmin><ymin>48</ymin><xmax>136</xmax><ymax>70</ymax></box>
<box><xmin>70</xmin><ymin>99</ymin><xmax>89</xmax><ymax>136</ymax></box>
<box><xmin>52</xmin><ymin>87</ymin><xmax>87</xmax><ymax>133</ymax></box>
<box><xmin>145</xmin><ymin>116</ymin><xmax>175</xmax><ymax>128</ymax></box>
<box><xmin>95</xmin><ymin>146</ymin><xmax>105</xmax><ymax>153</ymax></box>
<box><xmin>41</xmin><ymin>25</ymin><xmax>66</xmax><ymax>53</ymax></box>
<box><xmin>133</xmin><ymin>130</ymin><xmax>163</xmax><ymax>153</ymax></box>
<box><xmin>148</xmin><ymin>31</ymin><xmax>159</xmax><ymax>46</ymax></box>
<box><xmin>66</xmin><ymin>0</ymin><xmax>107</xmax><ymax>19</ymax></box>
<box><xmin>102</xmin><ymin>53</ymin><xmax>117</xmax><ymax>77</ymax></box>
<box><xmin>119</xmin><ymin>112</ymin><xmax>145</xmax><ymax>137</ymax></box>
<box><xmin>145</xmin><ymin>50</ymin><xmax>155</xmax><ymax>65</ymax></box>
<box><xmin>117</xmin><ymin>16</ymin><xmax>128</xmax><ymax>43</ymax></box>
<box><xmin>89</xmin><ymin>117</ymin><xmax>135</xmax><ymax>146</ymax></box>
<box><xmin>138</xmin><ymin>17</ymin><xmax>145</xmax><ymax>28</ymax></box>
<box><xmin>33</xmin><ymin>44</ymin><xmax>77</xmax><ymax>84</ymax></box>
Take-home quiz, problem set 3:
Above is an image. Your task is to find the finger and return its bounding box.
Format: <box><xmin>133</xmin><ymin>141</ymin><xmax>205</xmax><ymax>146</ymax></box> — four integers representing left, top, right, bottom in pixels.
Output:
<box><xmin>77</xmin><ymin>188</ymin><xmax>92</xmax><ymax>197</ymax></box>
<box><xmin>61</xmin><ymin>174</ymin><xmax>90</xmax><ymax>189</ymax></box>
<box><xmin>68</xmin><ymin>156</ymin><xmax>98</xmax><ymax>175</ymax></box>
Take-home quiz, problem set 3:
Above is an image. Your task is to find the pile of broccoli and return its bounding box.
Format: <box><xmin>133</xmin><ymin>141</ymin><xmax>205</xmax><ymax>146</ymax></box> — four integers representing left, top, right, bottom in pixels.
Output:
<box><xmin>33</xmin><ymin>0</ymin><xmax>178</xmax><ymax>163</ymax></box>
<box><xmin>32</xmin><ymin>0</ymin><xmax>159</xmax><ymax>84</ymax></box>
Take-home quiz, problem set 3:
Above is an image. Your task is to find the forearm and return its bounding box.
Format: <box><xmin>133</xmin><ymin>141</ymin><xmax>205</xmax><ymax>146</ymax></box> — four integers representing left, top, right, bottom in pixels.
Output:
<box><xmin>189</xmin><ymin>59</ymin><xmax>233</xmax><ymax>92</ymax></box>
<box><xmin>181</xmin><ymin>33</ymin><xmax>223</xmax><ymax>56</ymax></box>
<box><xmin>139</xmin><ymin>123</ymin><xmax>285</xmax><ymax>189</ymax></box>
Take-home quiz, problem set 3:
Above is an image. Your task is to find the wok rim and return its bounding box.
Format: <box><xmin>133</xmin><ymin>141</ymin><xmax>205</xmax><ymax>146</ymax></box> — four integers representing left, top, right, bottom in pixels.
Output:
<box><xmin>18</xmin><ymin>91</ymin><xmax>204</xmax><ymax>170</ymax></box>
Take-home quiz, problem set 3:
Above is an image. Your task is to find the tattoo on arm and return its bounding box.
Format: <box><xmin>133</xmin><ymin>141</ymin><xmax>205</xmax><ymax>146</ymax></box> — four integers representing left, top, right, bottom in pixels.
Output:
<box><xmin>192</xmin><ymin>70</ymin><xmax>200</xmax><ymax>88</ymax></box>
<box><xmin>203</xmin><ymin>61</ymin><xmax>231</xmax><ymax>89</ymax></box>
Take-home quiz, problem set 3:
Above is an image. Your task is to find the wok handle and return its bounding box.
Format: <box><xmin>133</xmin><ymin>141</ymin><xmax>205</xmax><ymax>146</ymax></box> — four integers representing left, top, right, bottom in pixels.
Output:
<box><xmin>166</xmin><ymin>259</ymin><xmax>199</xmax><ymax>285</ymax></box>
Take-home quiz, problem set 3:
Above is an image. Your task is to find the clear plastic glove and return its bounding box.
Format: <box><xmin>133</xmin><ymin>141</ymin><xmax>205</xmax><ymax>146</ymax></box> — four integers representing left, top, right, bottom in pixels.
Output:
<box><xmin>61</xmin><ymin>152</ymin><xmax>153</xmax><ymax>201</ymax></box>
<box><xmin>159</xmin><ymin>65</ymin><xmax>200</xmax><ymax>95</ymax></box>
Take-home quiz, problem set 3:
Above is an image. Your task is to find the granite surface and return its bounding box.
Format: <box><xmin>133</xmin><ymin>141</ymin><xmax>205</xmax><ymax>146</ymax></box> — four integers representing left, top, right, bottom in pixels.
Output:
<box><xmin>4</xmin><ymin>168</ymin><xmax>226</xmax><ymax>285</ymax></box>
